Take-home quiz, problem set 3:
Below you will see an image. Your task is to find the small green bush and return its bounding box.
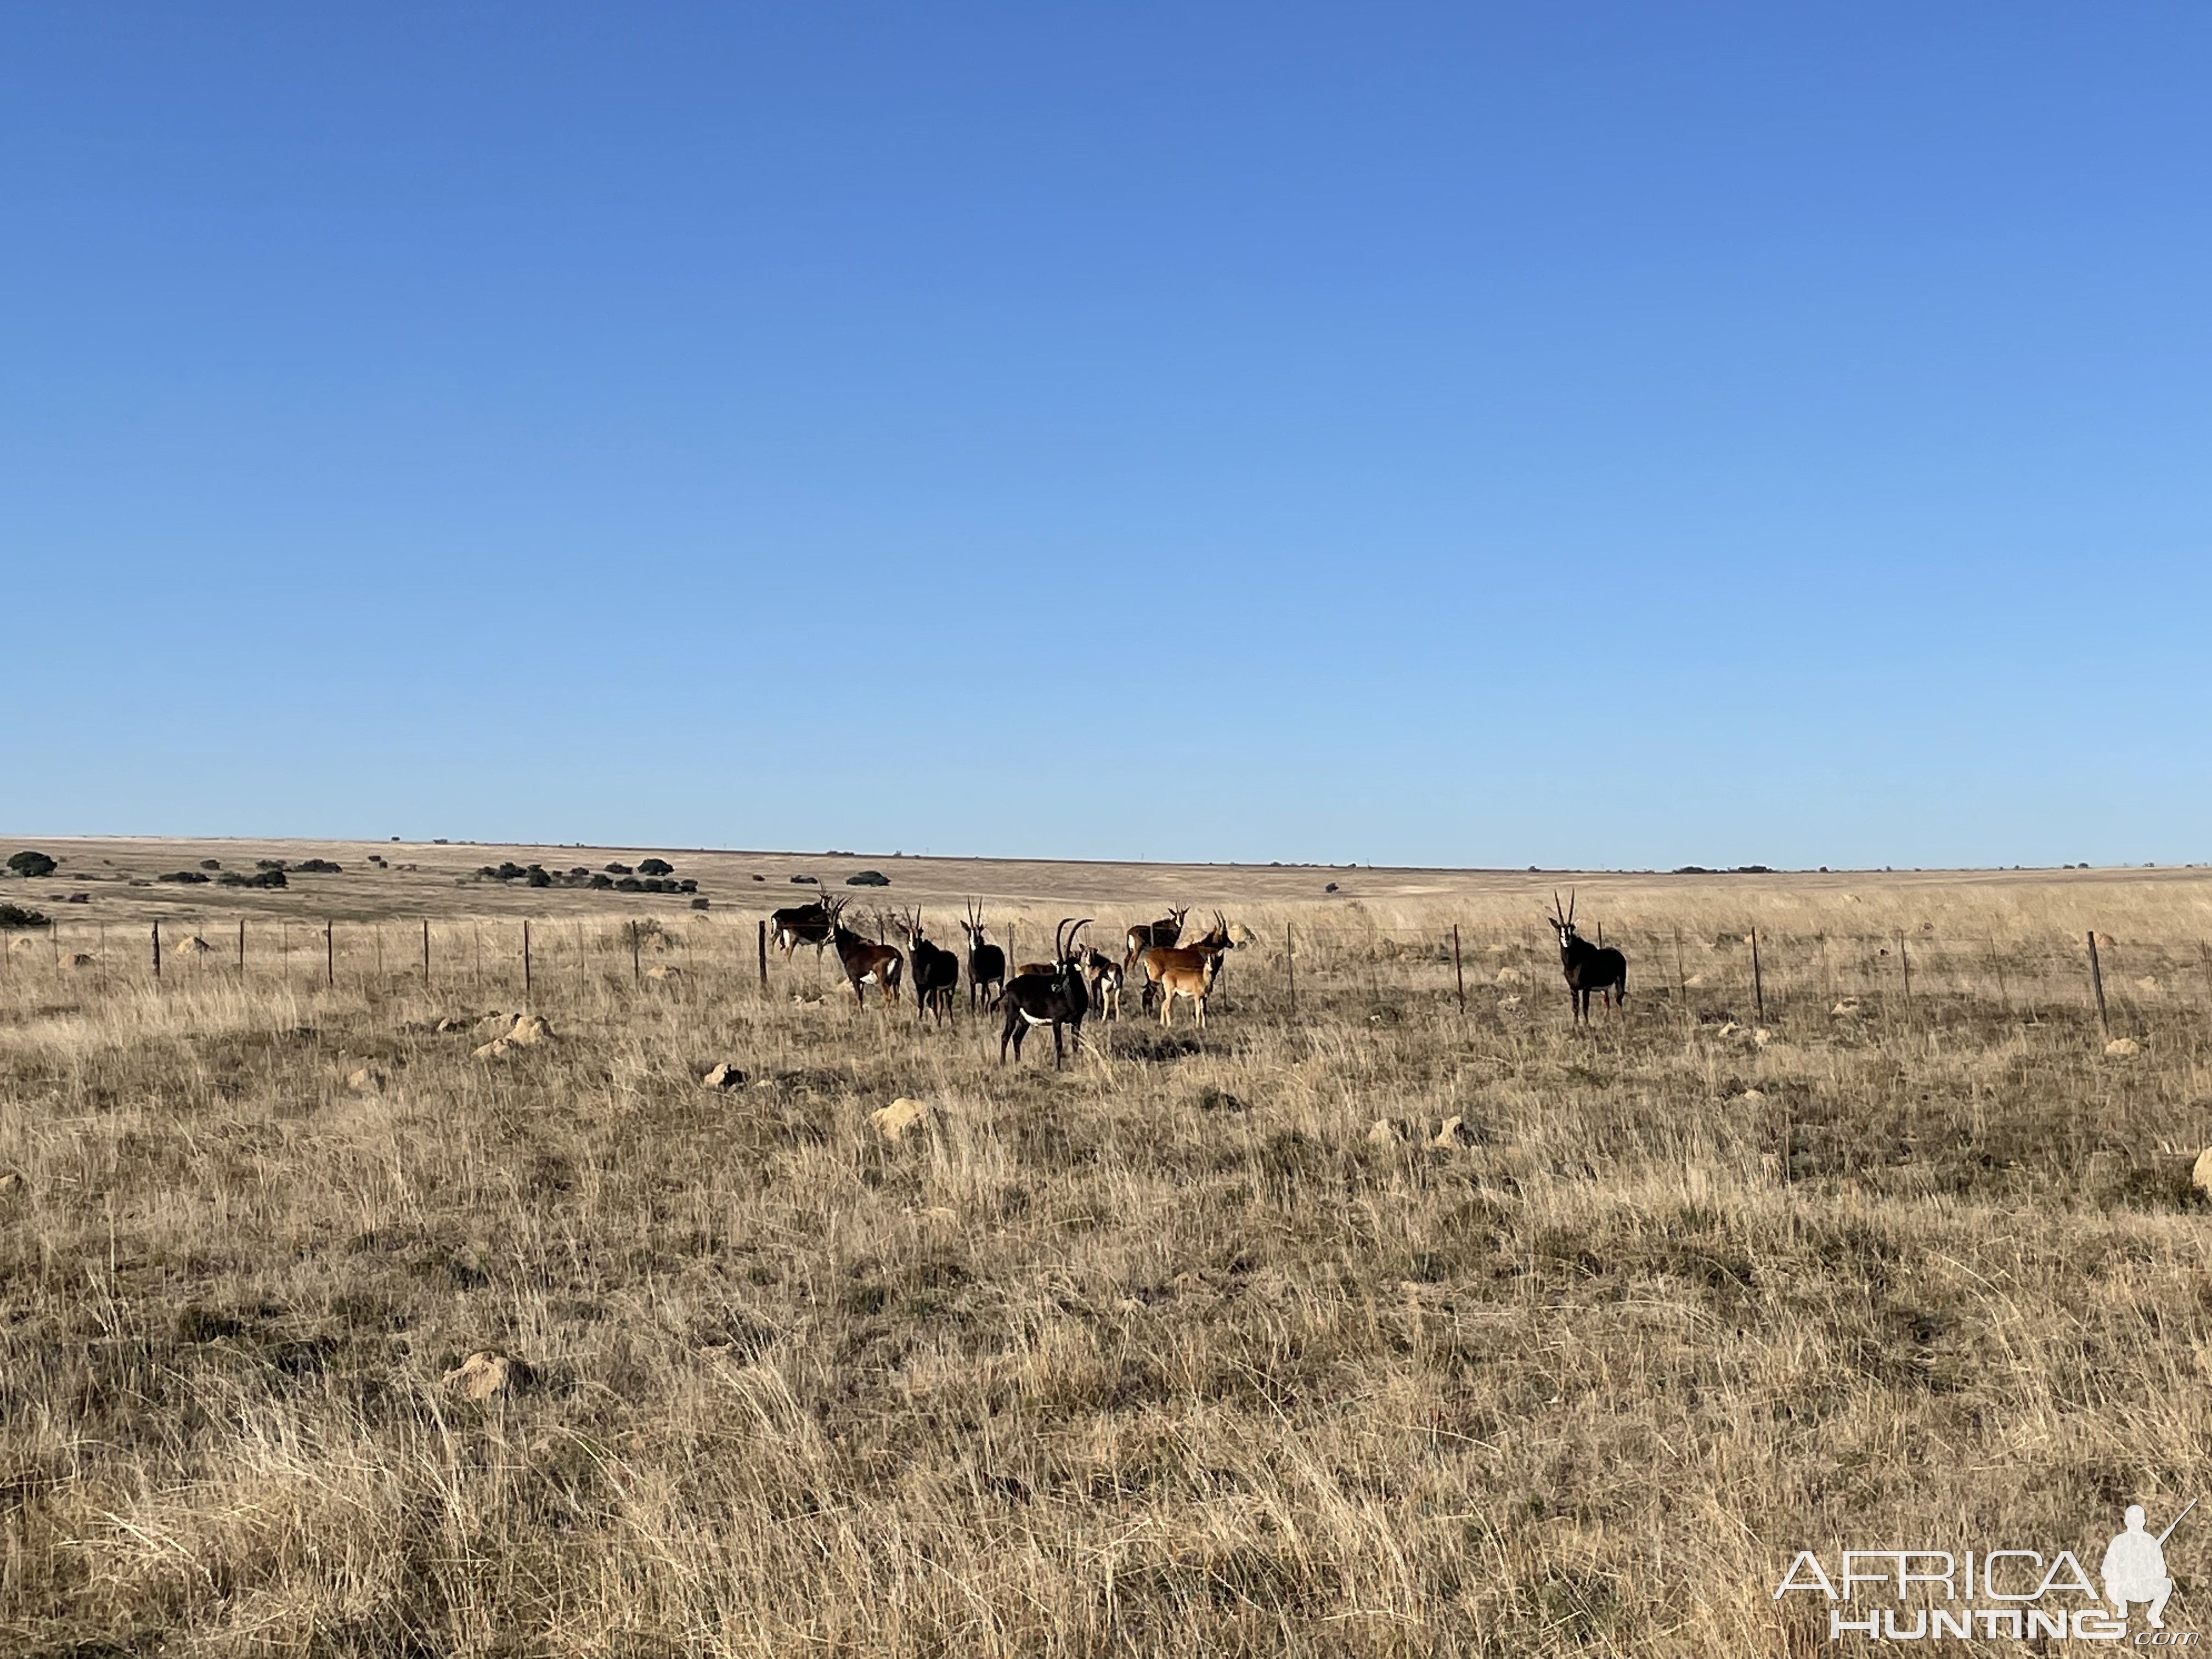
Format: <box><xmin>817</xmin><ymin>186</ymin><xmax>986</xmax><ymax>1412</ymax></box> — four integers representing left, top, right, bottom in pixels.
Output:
<box><xmin>291</xmin><ymin>859</ymin><xmax>343</xmax><ymax>874</ymax></box>
<box><xmin>159</xmin><ymin>871</ymin><xmax>211</xmax><ymax>885</ymax></box>
<box><xmin>845</xmin><ymin>871</ymin><xmax>890</xmax><ymax>887</ymax></box>
<box><xmin>0</xmin><ymin>902</ymin><xmax>49</xmax><ymax>929</ymax></box>
<box><xmin>637</xmin><ymin>858</ymin><xmax>674</xmax><ymax>877</ymax></box>
<box><xmin>7</xmin><ymin>851</ymin><xmax>57</xmax><ymax>878</ymax></box>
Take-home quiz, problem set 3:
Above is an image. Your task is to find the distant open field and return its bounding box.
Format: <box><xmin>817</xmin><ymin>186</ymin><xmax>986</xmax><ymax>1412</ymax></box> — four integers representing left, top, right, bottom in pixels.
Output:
<box><xmin>5</xmin><ymin>837</ymin><xmax>2212</xmax><ymax>1655</ymax></box>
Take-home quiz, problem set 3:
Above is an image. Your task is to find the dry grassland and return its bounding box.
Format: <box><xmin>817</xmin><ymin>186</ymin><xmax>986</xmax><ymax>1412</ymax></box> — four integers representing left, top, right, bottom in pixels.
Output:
<box><xmin>5</xmin><ymin>838</ymin><xmax>2212</xmax><ymax>1655</ymax></box>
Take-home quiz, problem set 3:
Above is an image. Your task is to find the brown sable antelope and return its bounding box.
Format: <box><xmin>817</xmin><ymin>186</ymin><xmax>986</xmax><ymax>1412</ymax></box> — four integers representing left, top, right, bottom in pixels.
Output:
<box><xmin>960</xmin><ymin>901</ymin><xmax>1006</xmax><ymax>1012</ymax></box>
<box><xmin>825</xmin><ymin>895</ymin><xmax>904</xmax><ymax>1006</ymax></box>
<box><xmin>897</xmin><ymin>910</ymin><xmax>960</xmax><ymax>1024</ymax></box>
<box><xmin>1081</xmin><ymin>950</ymin><xmax>1125</xmax><ymax>1021</ymax></box>
<box><xmin>1122</xmin><ymin>906</ymin><xmax>1189</xmax><ymax>977</ymax></box>
<box><xmin>1547</xmin><ymin>890</ymin><xmax>1627</xmax><ymax>1025</ymax></box>
<box><xmin>1141</xmin><ymin>912</ymin><xmax>1236</xmax><ymax>1028</ymax></box>
<box><xmin>768</xmin><ymin>896</ymin><xmax>833</xmax><ymax>961</ymax></box>
<box><xmin>999</xmin><ymin>919</ymin><xmax>1093</xmax><ymax>1068</ymax></box>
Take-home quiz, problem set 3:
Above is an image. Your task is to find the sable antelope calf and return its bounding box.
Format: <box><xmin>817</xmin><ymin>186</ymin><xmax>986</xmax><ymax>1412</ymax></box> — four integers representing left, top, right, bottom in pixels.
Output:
<box><xmin>768</xmin><ymin>896</ymin><xmax>832</xmax><ymax>961</ymax></box>
<box><xmin>1081</xmin><ymin>949</ymin><xmax>1125</xmax><ymax>1021</ymax></box>
<box><xmin>826</xmin><ymin>895</ymin><xmax>904</xmax><ymax>1006</ymax></box>
<box><xmin>898</xmin><ymin>909</ymin><xmax>961</xmax><ymax>1024</ymax></box>
<box><xmin>960</xmin><ymin>901</ymin><xmax>1006</xmax><ymax>1012</ymax></box>
<box><xmin>1122</xmin><ymin>906</ymin><xmax>1189</xmax><ymax>977</ymax></box>
<box><xmin>1141</xmin><ymin>912</ymin><xmax>1236</xmax><ymax>1028</ymax></box>
<box><xmin>999</xmin><ymin>919</ymin><xmax>1093</xmax><ymax>1068</ymax></box>
<box><xmin>1547</xmin><ymin>890</ymin><xmax>1627</xmax><ymax>1025</ymax></box>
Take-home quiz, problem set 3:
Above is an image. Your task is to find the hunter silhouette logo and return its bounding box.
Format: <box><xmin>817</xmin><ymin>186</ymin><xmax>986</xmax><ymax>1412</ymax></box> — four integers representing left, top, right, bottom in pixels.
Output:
<box><xmin>1776</xmin><ymin>1500</ymin><xmax>2198</xmax><ymax>1643</ymax></box>
<box><xmin>2105</xmin><ymin>1501</ymin><xmax>2191</xmax><ymax>1630</ymax></box>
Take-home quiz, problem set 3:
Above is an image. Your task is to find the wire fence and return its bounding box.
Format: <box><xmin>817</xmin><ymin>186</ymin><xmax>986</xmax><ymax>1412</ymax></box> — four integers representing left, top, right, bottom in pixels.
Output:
<box><xmin>4</xmin><ymin>909</ymin><xmax>2203</xmax><ymax>1041</ymax></box>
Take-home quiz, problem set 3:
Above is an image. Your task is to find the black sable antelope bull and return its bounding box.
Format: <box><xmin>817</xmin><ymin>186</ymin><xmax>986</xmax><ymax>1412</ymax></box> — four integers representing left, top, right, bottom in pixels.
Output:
<box><xmin>898</xmin><ymin>909</ymin><xmax>961</xmax><ymax>1024</ymax></box>
<box><xmin>1000</xmin><ymin>919</ymin><xmax>1093</xmax><ymax>1068</ymax></box>
<box><xmin>960</xmin><ymin>901</ymin><xmax>1006</xmax><ymax>1012</ymax></box>
<box><xmin>825</xmin><ymin>896</ymin><xmax>904</xmax><ymax>1007</ymax></box>
<box><xmin>768</xmin><ymin>896</ymin><xmax>832</xmax><ymax>962</ymax></box>
<box><xmin>1547</xmin><ymin>890</ymin><xmax>1627</xmax><ymax>1025</ymax></box>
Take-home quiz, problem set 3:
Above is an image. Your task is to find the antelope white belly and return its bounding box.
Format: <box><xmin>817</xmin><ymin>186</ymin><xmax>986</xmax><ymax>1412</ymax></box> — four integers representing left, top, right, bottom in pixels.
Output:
<box><xmin>1020</xmin><ymin>1010</ymin><xmax>1051</xmax><ymax>1027</ymax></box>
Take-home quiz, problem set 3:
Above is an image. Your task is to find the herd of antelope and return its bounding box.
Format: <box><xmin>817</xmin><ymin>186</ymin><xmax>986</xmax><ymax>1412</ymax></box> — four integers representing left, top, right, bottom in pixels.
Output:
<box><xmin>766</xmin><ymin>896</ymin><xmax>1238</xmax><ymax>1066</ymax></box>
<box><xmin>764</xmin><ymin>889</ymin><xmax>1632</xmax><ymax>1065</ymax></box>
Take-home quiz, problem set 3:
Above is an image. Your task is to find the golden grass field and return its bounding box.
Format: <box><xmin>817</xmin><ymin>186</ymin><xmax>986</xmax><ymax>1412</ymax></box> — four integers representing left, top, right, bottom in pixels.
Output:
<box><xmin>5</xmin><ymin>836</ymin><xmax>2212</xmax><ymax>1655</ymax></box>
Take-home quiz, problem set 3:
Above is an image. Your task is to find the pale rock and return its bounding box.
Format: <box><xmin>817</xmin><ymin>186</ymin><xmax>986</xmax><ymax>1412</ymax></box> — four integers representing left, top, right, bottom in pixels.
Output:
<box><xmin>442</xmin><ymin>1350</ymin><xmax>530</xmax><ymax>1401</ymax></box>
<box><xmin>870</xmin><ymin>1097</ymin><xmax>935</xmax><ymax>1141</ymax></box>
<box><xmin>1431</xmin><ymin>1115</ymin><xmax>1478</xmax><ymax>1148</ymax></box>
<box><xmin>1365</xmin><ymin>1119</ymin><xmax>1403</xmax><ymax>1145</ymax></box>
<box><xmin>701</xmin><ymin>1062</ymin><xmax>746</xmax><ymax>1090</ymax></box>
<box><xmin>2105</xmin><ymin>1037</ymin><xmax>2140</xmax><ymax>1057</ymax></box>
<box><xmin>2191</xmin><ymin>1148</ymin><xmax>2212</xmax><ymax>1197</ymax></box>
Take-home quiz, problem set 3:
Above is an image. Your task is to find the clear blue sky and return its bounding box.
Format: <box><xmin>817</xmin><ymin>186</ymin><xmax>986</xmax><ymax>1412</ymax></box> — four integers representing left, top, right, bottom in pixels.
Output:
<box><xmin>5</xmin><ymin>5</ymin><xmax>2207</xmax><ymax>869</ymax></box>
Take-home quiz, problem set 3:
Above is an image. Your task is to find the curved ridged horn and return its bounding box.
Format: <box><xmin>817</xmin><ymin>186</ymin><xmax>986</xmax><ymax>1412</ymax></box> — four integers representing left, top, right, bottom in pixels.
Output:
<box><xmin>1067</xmin><ymin>918</ymin><xmax>1093</xmax><ymax>958</ymax></box>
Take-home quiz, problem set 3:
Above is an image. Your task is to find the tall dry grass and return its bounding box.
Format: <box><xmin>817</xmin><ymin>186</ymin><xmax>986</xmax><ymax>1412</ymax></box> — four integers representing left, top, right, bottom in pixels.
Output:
<box><xmin>5</xmin><ymin>870</ymin><xmax>2212</xmax><ymax>1654</ymax></box>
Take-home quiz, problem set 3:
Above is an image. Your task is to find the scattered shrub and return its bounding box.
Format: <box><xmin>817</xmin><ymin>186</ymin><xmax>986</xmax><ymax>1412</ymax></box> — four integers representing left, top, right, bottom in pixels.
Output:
<box><xmin>292</xmin><ymin>859</ymin><xmax>343</xmax><ymax>874</ymax></box>
<box><xmin>0</xmin><ymin>902</ymin><xmax>49</xmax><ymax>929</ymax></box>
<box><xmin>616</xmin><ymin>877</ymin><xmax>644</xmax><ymax>893</ymax></box>
<box><xmin>677</xmin><ymin>879</ymin><xmax>698</xmax><ymax>894</ymax></box>
<box><xmin>6</xmin><ymin>851</ymin><xmax>57</xmax><ymax>878</ymax></box>
<box><xmin>845</xmin><ymin>871</ymin><xmax>891</xmax><ymax>887</ymax></box>
<box><xmin>588</xmin><ymin>873</ymin><xmax>613</xmax><ymax>890</ymax></box>
<box><xmin>159</xmin><ymin>871</ymin><xmax>211</xmax><ymax>885</ymax></box>
<box><xmin>526</xmin><ymin>866</ymin><xmax>551</xmax><ymax>888</ymax></box>
<box><xmin>256</xmin><ymin>859</ymin><xmax>287</xmax><ymax>872</ymax></box>
<box><xmin>217</xmin><ymin>869</ymin><xmax>287</xmax><ymax>889</ymax></box>
<box><xmin>604</xmin><ymin>862</ymin><xmax>633</xmax><ymax>876</ymax></box>
<box><xmin>199</xmin><ymin>859</ymin><xmax>221</xmax><ymax>871</ymax></box>
<box><xmin>690</xmin><ymin>897</ymin><xmax>710</xmax><ymax>910</ymax></box>
<box><xmin>637</xmin><ymin>858</ymin><xmax>674</xmax><ymax>877</ymax></box>
<box><xmin>791</xmin><ymin>875</ymin><xmax>817</xmax><ymax>885</ymax></box>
